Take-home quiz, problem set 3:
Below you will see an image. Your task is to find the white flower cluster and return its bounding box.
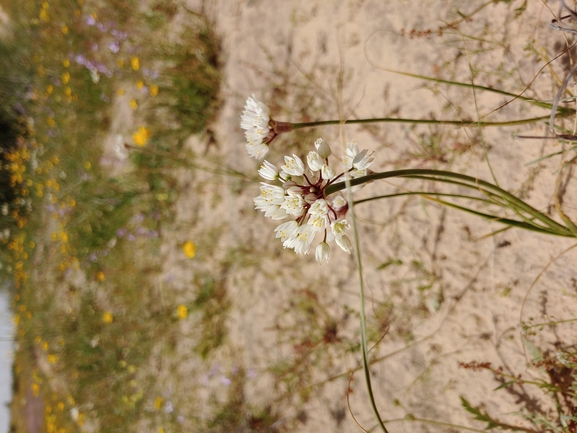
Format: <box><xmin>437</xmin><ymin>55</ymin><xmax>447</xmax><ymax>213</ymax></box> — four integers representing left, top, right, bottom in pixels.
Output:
<box><xmin>240</xmin><ymin>94</ymin><xmax>272</xmax><ymax>159</ymax></box>
<box><xmin>253</xmin><ymin>138</ymin><xmax>375</xmax><ymax>262</ymax></box>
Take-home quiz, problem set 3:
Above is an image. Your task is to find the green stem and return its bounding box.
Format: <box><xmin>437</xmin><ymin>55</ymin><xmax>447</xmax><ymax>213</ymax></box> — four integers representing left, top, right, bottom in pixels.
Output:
<box><xmin>355</xmin><ymin>192</ymin><xmax>565</xmax><ymax>236</ymax></box>
<box><xmin>383</xmin><ymin>68</ymin><xmax>572</xmax><ymax>114</ymax></box>
<box><xmin>354</xmin><ymin>191</ymin><xmax>495</xmax><ymax>205</ymax></box>
<box><xmin>325</xmin><ymin>169</ymin><xmax>573</xmax><ymax>237</ymax></box>
<box><xmin>427</xmin><ymin>197</ymin><xmax>570</xmax><ymax>236</ymax></box>
<box><xmin>290</xmin><ymin>115</ymin><xmax>550</xmax><ymax>130</ymax></box>
<box><xmin>403</xmin><ymin>175</ymin><xmax>559</xmax><ymax>233</ymax></box>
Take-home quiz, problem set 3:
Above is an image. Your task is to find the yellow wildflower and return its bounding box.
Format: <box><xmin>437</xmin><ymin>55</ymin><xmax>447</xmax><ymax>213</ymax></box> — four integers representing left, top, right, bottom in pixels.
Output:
<box><xmin>177</xmin><ymin>304</ymin><xmax>188</xmax><ymax>319</ymax></box>
<box><xmin>183</xmin><ymin>241</ymin><xmax>195</xmax><ymax>258</ymax></box>
<box><xmin>150</xmin><ymin>85</ymin><xmax>159</xmax><ymax>96</ymax></box>
<box><xmin>131</xmin><ymin>57</ymin><xmax>140</xmax><ymax>71</ymax></box>
<box><xmin>132</xmin><ymin>126</ymin><xmax>151</xmax><ymax>146</ymax></box>
<box><xmin>96</xmin><ymin>271</ymin><xmax>105</xmax><ymax>282</ymax></box>
<box><xmin>136</xmin><ymin>80</ymin><xmax>144</xmax><ymax>90</ymax></box>
<box><xmin>32</xmin><ymin>383</ymin><xmax>40</xmax><ymax>397</ymax></box>
<box><xmin>130</xmin><ymin>99</ymin><xmax>137</xmax><ymax>110</ymax></box>
<box><xmin>46</xmin><ymin>85</ymin><xmax>53</xmax><ymax>95</ymax></box>
<box><xmin>117</xmin><ymin>88</ymin><xmax>125</xmax><ymax>96</ymax></box>
<box><xmin>62</xmin><ymin>72</ymin><xmax>70</xmax><ymax>84</ymax></box>
<box><xmin>61</xmin><ymin>25</ymin><xmax>68</xmax><ymax>34</ymax></box>
<box><xmin>102</xmin><ymin>312</ymin><xmax>113</xmax><ymax>323</ymax></box>
<box><xmin>63</xmin><ymin>59</ymin><xmax>70</xmax><ymax>68</ymax></box>
<box><xmin>39</xmin><ymin>8</ymin><xmax>49</xmax><ymax>22</ymax></box>
<box><xmin>154</xmin><ymin>396</ymin><xmax>163</xmax><ymax>409</ymax></box>
<box><xmin>48</xmin><ymin>354</ymin><xmax>58</xmax><ymax>364</ymax></box>
<box><xmin>117</xmin><ymin>58</ymin><xmax>125</xmax><ymax>68</ymax></box>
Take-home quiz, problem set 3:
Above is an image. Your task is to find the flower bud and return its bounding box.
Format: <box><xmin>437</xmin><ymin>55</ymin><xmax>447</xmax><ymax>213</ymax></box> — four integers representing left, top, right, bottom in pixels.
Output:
<box><xmin>307</xmin><ymin>151</ymin><xmax>324</xmax><ymax>172</ymax></box>
<box><xmin>258</xmin><ymin>160</ymin><xmax>278</xmax><ymax>180</ymax></box>
<box><xmin>314</xmin><ymin>138</ymin><xmax>331</xmax><ymax>159</ymax></box>
<box><xmin>286</xmin><ymin>186</ymin><xmax>303</xmax><ymax>196</ymax></box>
<box><xmin>335</xmin><ymin>234</ymin><xmax>352</xmax><ymax>254</ymax></box>
<box><xmin>315</xmin><ymin>242</ymin><xmax>331</xmax><ymax>263</ymax></box>
<box><xmin>321</xmin><ymin>164</ymin><xmax>335</xmax><ymax>180</ymax></box>
<box><xmin>304</xmin><ymin>193</ymin><xmax>318</xmax><ymax>204</ymax></box>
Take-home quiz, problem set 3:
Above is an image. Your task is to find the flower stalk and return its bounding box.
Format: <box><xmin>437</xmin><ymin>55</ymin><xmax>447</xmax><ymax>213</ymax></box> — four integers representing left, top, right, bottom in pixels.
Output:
<box><xmin>241</xmin><ymin>94</ymin><xmax>552</xmax><ymax>161</ymax></box>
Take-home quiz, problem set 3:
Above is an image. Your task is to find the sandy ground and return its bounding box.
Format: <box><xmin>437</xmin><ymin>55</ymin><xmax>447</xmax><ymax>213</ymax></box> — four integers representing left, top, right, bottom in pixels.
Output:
<box><xmin>167</xmin><ymin>0</ymin><xmax>577</xmax><ymax>431</ymax></box>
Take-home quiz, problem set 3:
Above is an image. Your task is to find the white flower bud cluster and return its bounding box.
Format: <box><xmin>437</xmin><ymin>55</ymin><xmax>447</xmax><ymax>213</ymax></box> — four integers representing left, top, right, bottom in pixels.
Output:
<box><xmin>253</xmin><ymin>138</ymin><xmax>375</xmax><ymax>262</ymax></box>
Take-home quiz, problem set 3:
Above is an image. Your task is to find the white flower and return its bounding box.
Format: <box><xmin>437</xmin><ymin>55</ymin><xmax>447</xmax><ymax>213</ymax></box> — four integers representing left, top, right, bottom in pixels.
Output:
<box><xmin>331</xmin><ymin>219</ymin><xmax>350</xmax><ymax>237</ymax></box>
<box><xmin>308</xmin><ymin>199</ymin><xmax>328</xmax><ymax>216</ymax></box>
<box><xmin>275</xmin><ymin>221</ymin><xmax>299</xmax><ymax>245</ymax></box>
<box><xmin>258</xmin><ymin>160</ymin><xmax>278</xmax><ymax>180</ymax></box>
<box><xmin>307</xmin><ymin>199</ymin><xmax>328</xmax><ymax>231</ymax></box>
<box><xmin>342</xmin><ymin>141</ymin><xmax>374</xmax><ymax>172</ymax></box>
<box><xmin>331</xmin><ymin>196</ymin><xmax>347</xmax><ymax>210</ymax></box>
<box><xmin>281</xmin><ymin>154</ymin><xmax>305</xmax><ymax>176</ymax></box>
<box><xmin>321</xmin><ymin>164</ymin><xmax>335</xmax><ymax>180</ymax></box>
<box><xmin>241</xmin><ymin>95</ymin><xmax>271</xmax><ymax>159</ymax></box>
<box><xmin>335</xmin><ymin>234</ymin><xmax>352</xmax><ymax>254</ymax></box>
<box><xmin>307</xmin><ymin>151</ymin><xmax>324</xmax><ymax>172</ymax></box>
<box><xmin>307</xmin><ymin>214</ymin><xmax>327</xmax><ymax>231</ymax></box>
<box><xmin>315</xmin><ymin>242</ymin><xmax>330</xmax><ymax>263</ymax></box>
<box><xmin>246</xmin><ymin>139</ymin><xmax>270</xmax><ymax>160</ymax></box>
<box><xmin>254</xmin><ymin>183</ymin><xmax>288</xmax><ymax>220</ymax></box>
<box><xmin>342</xmin><ymin>141</ymin><xmax>359</xmax><ymax>169</ymax></box>
<box><xmin>241</xmin><ymin>95</ymin><xmax>270</xmax><ymax>130</ymax></box>
<box><xmin>281</xmin><ymin>194</ymin><xmax>305</xmax><ymax>216</ymax></box>
<box><xmin>314</xmin><ymin>138</ymin><xmax>331</xmax><ymax>159</ymax></box>
<box><xmin>284</xmin><ymin>224</ymin><xmax>317</xmax><ymax>254</ymax></box>
<box><xmin>352</xmin><ymin>149</ymin><xmax>374</xmax><ymax>170</ymax></box>
<box><xmin>331</xmin><ymin>220</ymin><xmax>352</xmax><ymax>254</ymax></box>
